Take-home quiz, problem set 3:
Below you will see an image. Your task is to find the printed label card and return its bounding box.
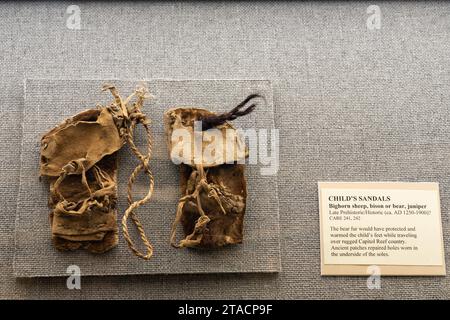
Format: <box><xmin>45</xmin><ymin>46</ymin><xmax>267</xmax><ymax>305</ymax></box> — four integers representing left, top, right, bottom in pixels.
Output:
<box><xmin>318</xmin><ymin>182</ymin><xmax>446</xmax><ymax>276</ymax></box>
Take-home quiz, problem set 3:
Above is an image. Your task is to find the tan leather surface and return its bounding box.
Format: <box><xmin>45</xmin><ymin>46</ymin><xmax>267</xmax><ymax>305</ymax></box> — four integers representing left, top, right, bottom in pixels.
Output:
<box><xmin>179</xmin><ymin>164</ymin><xmax>246</xmax><ymax>247</ymax></box>
<box><xmin>40</xmin><ymin>109</ymin><xmax>121</xmax><ymax>253</ymax></box>
<box><xmin>165</xmin><ymin>107</ymin><xmax>248</xmax><ymax>248</ymax></box>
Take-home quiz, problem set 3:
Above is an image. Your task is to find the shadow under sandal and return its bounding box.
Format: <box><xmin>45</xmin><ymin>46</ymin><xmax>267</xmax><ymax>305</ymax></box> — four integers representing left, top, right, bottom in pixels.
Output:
<box><xmin>39</xmin><ymin>84</ymin><xmax>155</xmax><ymax>259</ymax></box>
<box><xmin>164</xmin><ymin>94</ymin><xmax>261</xmax><ymax>248</ymax></box>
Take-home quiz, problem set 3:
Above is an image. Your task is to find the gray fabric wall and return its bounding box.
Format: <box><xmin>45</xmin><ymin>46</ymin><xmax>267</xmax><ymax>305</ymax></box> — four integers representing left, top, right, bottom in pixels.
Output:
<box><xmin>1</xmin><ymin>1</ymin><xmax>449</xmax><ymax>299</ymax></box>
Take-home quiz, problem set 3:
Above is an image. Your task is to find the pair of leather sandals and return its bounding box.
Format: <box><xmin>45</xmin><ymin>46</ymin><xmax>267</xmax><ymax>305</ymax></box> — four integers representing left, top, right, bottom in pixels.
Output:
<box><xmin>39</xmin><ymin>84</ymin><xmax>261</xmax><ymax>260</ymax></box>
